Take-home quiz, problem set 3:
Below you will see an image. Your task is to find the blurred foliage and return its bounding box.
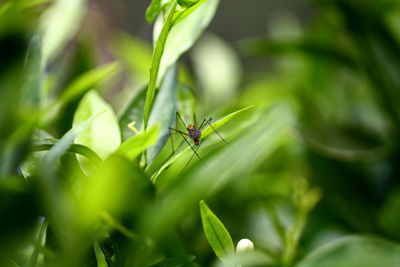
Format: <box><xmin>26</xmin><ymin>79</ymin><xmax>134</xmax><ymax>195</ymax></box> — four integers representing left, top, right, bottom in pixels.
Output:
<box><xmin>1</xmin><ymin>0</ymin><xmax>400</xmax><ymax>266</ymax></box>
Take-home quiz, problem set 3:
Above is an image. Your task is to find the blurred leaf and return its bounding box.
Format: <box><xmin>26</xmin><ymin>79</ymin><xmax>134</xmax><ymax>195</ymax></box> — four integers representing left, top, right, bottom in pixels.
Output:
<box><xmin>60</xmin><ymin>61</ymin><xmax>121</xmax><ymax>105</ymax></box>
<box><xmin>144</xmin><ymin>105</ymin><xmax>293</xmax><ymax>241</ymax></box>
<box><xmin>117</xmin><ymin>124</ymin><xmax>160</xmax><ymax>161</ymax></box>
<box><xmin>42</xmin><ymin>114</ymin><xmax>96</xmax><ymax>169</ymax></box>
<box><xmin>157</xmin><ymin>0</ymin><xmax>219</xmax><ymax>86</ymax></box>
<box><xmin>73</xmin><ymin>91</ymin><xmax>121</xmax><ymax>160</ymax></box>
<box><xmin>147</xmin><ymin>65</ymin><xmax>178</xmax><ymax>163</ymax></box>
<box><xmin>21</xmin><ymin>36</ymin><xmax>42</xmax><ymax>107</ymax></box>
<box><xmin>146</xmin><ymin>0</ymin><xmax>169</xmax><ymax>24</ymax></box>
<box><xmin>296</xmin><ymin>235</ymin><xmax>400</xmax><ymax>267</ymax></box>
<box><xmin>93</xmin><ymin>241</ymin><xmax>108</xmax><ymax>267</ymax></box>
<box><xmin>40</xmin><ymin>0</ymin><xmax>87</xmax><ymax>64</ymax></box>
<box><xmin>177</xmin><ymin>0</ymin><xmax>199</xmax><ymax>8</ymax></box>
<box><xmin>25</xmin><ymin>219</ymin><xmax>48</xmax><ymax>267</ymax></box>
<box><xmin>199</xmin><ymin>200</ymin><xmax>234</xmax><ymax>259</ymax></box>
<box><xmin>32</xmin><ymin>139</ymin><xmax>102</xmax><ymax>166</ymax></box>
<box><xmin>0</xmin><ymin>178</ymin><xmax>39</xmax><ymax>265</ymax></box>
<box><xmin>151</xmin><ymin>105</ymin><xmax>253</xmax><ymax>181</ymax></box>
<box><xmin>80</xmin><ymin>154</ymin><xmax>154</xmax><ymax>223</ymax></box>
<box><xmin>118</xmin><ymin>86</ymin><xmax>147</xmax><ymax>140</ymax></box>
<box><xmin>177</xmin><ymin>83</ymin><xmax>196</xmax><ymax>124</ymax></box>
<box><xmin>144</xmin><ymin>0</ymin><xmax>178</xmax><ymax>129</ymax></box>
<box><xmin>242</xmin><ymin>39</ymin><xmax>358</xmax><ymax>69</ymax></box>
<box><xmin>112</xmin><ymin>33</ymin><xmax>152</xmax><ymax>86</ymax></box>
<box><xmin>192</xmin><ymin>33</ymin><xmax>241</xmax><ymax>108</ymax></box>
<box><xmin>42</xmin><ymin>61</ymin><xmax>121</xmax><ymax>126</ymax></box>
<box><xmin>215</xmin><ymin>251</ymin><xmax>274</xmax><ymax>267</ymax></box>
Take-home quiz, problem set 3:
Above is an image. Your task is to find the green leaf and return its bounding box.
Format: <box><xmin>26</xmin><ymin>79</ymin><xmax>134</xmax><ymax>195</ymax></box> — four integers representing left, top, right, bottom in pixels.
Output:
<box><xmin>191</xmin><ymin>34</ymin><xmax>241</xmax><ymax>108</ymax></box>
<box><xmin>296</xmin><ymin>235</ymin><xmax>400</xmax><ymax>267</ymax></box>
<box><xmin>144</xmin><ymin>0</ymin><xmax>178</xmax><ymax>129</ymax></box>
<box><xmin>151</xmin><ymin>105</ymin><xmax>254</xmax><ymax>181</ymax></box>
<box><xmin>157</xmin><ymin>0</ymin><xmax>219</xmax><ymax>86</ymax></box>
<box><xmin>42</xmin><ymin>114</ymin><xmax>96</xmax><ymax>168</ymax></box>
<box><xmin>21</xmin><ymin>36</ymin><xmax>42</xmax><ymax>107</ymax></box>
<box><xmin>200</xmin><ymin>105</ymin><xmax>254</xmax><ymax>141</ymax></box>
<box><xmin>118</xmin><ymin>87</ymin><xmax>147</xmax><ymax>141</ymax></box>
<box><xmin>73</xmin><ymin>91</ymin><xmax>121</xmax><ymax>160</ymax></box>
<box><xmin>40</xmin><ymin>0</ymin><xmax>87</xmax><ymax>64</ymax></box>
<box><xmin>60</xmin><ymin>61</ymin><xmax>121</xmax><ymax>105</ymax></box>
<box><xmin>143</xmin><ymin>105</ymin><xmax>293</xmax><ymax>238</ymax></box>
<box><xmin>146</xmin><ymin>0</ymin><xmax>169</xmax><ymax>24</ymax></box>
<box><xmin>112</xmin><ymin>33</ymin><xmax>152</xmax><ymax>86</ymax></box>
<box><xmin>93</xmin><ymin>241</ymin><xmax>108</xmax><ymax>267</ymax></box>
<box><xmin>147</xmin><ymin>65</ymin><xmax>178</xmax><ymax>163</ymax></box>
<box><xmin>117</xmin><ymin>124</ymin><xmax>160</xmax><ymax>161</ymax></box>
<box><xmin>32</xmin><ymin>139</ymin><xmax>102</xmax><ymax>166</ymax></box>
<box><xmin>178</xmin><ymin>0</ymin><xmax>199</xmax><ymax>8</ymax></box>
<box><xmin>199</xmin><ymin>200</ymin><xmax>234</xmax><ymax>259</ymax></box>
<box><xmin>41</xmin><ymin>62</ymin><xmax>121</xmax><ymax>126</ymax></box>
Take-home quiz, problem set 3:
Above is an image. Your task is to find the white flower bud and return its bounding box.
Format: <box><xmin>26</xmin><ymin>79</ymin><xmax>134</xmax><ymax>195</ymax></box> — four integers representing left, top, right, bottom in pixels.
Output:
<box><xmin>236</xmin><ymin>238</ymin><xmax>254</xmax><ymax>253</ymax></box>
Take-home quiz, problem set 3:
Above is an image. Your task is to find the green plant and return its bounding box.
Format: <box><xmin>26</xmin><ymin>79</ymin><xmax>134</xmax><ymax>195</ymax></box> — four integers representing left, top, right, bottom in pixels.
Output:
<box><xmin>1</xmin><ymin>0</ymin><xmax>400</xmax><ymax>266</ymax></box>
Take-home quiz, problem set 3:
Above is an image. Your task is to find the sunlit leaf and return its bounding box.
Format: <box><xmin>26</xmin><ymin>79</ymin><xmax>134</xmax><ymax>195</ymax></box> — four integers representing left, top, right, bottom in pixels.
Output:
<box><xmin>192</xmin><ymin>33</ymin><xmax>241</xmax><ymax>108</ymax></box>
<box><xmin>199</xmin><ymin>200</ymin><xmax>234</xmax><ymax>259</ymax></box>
<box><xmin>178</xmin><ymin>0</ymin><xmax>199</xmax><ymax>8</ymax></box>
<box><xmin>40</xmin><ymin>0</ymin><xmax>87</xmax><ymax>64</ymax></box>
<box><xmin>146</xmin><ymin>0</ymin><xmax>169</xmax><ymax>24</ymax></box>
<box><xmin>73</xmin><ymin>91</ymin><xmax>121</xmax><ymax>160</ymax></box>
<box><xmin>117</xmin><ymin>124</ymin><xmax>160</xmax><ymax>161</ymax></box>
<box><xmin>93</xmin><ymin>241</ymin><xmax>108</xmax><ymax>267</ymax></box>
<box><xmin>80</xmin><ymin>154</ymin><xmax>154</xmax><ymax>224</ymax></box>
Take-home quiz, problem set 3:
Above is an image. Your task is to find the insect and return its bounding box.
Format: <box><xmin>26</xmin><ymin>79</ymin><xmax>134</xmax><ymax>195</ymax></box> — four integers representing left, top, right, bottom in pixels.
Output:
<box><xmin>169</xmin><ymin>112</ymin><xmax>229</xmax><ymax>173</ymax></box>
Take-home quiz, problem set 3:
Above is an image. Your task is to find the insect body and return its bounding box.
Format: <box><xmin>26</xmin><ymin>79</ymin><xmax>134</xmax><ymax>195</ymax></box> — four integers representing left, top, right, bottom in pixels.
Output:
<box><xmin>169</xmin><ymin>112</ymin><xmax>229</xmax><ymax>174</ymax></box>
<box><xmin>187</xmin><ymin>125</ymin><xmax>201</xmax><ymax>145</ymax></box>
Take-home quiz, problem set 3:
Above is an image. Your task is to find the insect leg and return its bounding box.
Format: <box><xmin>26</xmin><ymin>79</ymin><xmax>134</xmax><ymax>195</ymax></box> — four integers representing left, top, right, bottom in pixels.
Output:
<box><xmin>204</xmin><ymin>118</ymin><xmax>230</xmax><ymax>146</ymax></box>
<box><xmin>179</xmin><ymin>144</ymin><xmax>201</xmax><ymax>175</ymax></box>
<box><xmin>176</xmin><ymin>112</ymin><xmax>188</xmax><ymax>129</ymax></box>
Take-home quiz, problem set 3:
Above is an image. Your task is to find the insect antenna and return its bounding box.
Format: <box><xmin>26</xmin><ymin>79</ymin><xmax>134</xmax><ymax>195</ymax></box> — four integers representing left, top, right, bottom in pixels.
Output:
<box><xmin>176</xmin><ymin>112</ymin><xmax>188</xmax><ymax>129</ymax></box>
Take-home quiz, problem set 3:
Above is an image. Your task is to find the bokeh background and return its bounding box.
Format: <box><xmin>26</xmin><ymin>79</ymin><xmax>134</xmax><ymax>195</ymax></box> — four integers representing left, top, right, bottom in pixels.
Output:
<box><xmin>1</xmin><ymin>0</ymin><xmax>400</xmax><ymax>266</ymax></box>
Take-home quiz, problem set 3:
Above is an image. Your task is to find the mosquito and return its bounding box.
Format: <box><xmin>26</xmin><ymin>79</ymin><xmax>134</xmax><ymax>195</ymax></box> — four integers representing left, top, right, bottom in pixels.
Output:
<box><xmin>169</xmin><ymin>112</ymin><xmax>229</xmax><ymax>174</ymax></box>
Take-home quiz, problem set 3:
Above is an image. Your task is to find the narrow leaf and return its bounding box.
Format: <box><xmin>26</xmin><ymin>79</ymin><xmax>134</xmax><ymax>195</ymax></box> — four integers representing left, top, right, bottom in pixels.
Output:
<box><xmin>60</xmin><ymin>61</ymin><xmax>121</xmax><ymax>105</ymax></box>
<box><xmin>151</xmin><ymin>105</ymin><xmax>254</xmax><ymax>181</ymax></box>
<box><xmin>93</xmin><ymin>241</ymin><xmax>108</xmax><ymax>267</ymax></box>
<box><xmin>157</xmin><ymin>0</ymin><xmax>219</xmax><ymax>85</ymax></box>
<box><xmin>144</xmin><ymin>0</ymin><xmax>178</xmax><ymax>129</ymax></box>
<box><xmin>199</xmin><ymin>200</ymin><xmax>234</xmax><ymax>259</ymax></box>
<box><xmin>147</xmin><ymin>65</ymin><xmax>178</xmax><ymax>163</ymax></box>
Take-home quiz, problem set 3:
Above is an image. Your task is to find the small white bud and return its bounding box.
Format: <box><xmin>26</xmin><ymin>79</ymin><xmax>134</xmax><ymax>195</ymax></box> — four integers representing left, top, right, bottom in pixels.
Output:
<box><xmin>236</xmin><ymin>238</ymin><xmax>254</xmax><ymax>253</ymax></box>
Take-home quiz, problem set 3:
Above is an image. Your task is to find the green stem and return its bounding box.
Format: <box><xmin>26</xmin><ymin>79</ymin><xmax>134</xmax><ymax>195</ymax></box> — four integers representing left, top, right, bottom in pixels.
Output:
<box><xmin>143</xmin><ymin>0</ymin><xmax>178</xmax><ymax>130</ymax></box>
<box><xmin>282</xmin><ymin>210</ymin><xmax>307</xmax><ymax>266</ymax></box>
